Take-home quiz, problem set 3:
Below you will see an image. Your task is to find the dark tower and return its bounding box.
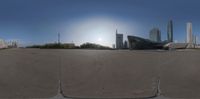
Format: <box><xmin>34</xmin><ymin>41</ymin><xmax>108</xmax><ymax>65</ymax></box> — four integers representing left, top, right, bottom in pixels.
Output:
<box><xmin>58</xmin><ymin>33</ymin><xmax>60</xmax><ymax>44</ymax></box>
<box><xmin>167</xmin><ymin>20</ymin><xmax>173</xmax><ymax>42</ymax></box>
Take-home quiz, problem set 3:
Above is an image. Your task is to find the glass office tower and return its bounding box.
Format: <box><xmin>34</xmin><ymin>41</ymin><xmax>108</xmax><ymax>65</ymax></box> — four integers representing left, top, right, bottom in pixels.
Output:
<box><xmin>167</xmin><ymin>20</ymin><xmax>173</xmax><ymax>42</ymax></box>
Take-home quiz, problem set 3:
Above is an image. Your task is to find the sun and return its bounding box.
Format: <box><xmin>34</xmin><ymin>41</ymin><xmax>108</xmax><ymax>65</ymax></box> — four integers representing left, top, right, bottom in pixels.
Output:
<box><xmin>98</xmin><ymin>37</ymin><xmax>102</xmax><ymax>41</ymax></box>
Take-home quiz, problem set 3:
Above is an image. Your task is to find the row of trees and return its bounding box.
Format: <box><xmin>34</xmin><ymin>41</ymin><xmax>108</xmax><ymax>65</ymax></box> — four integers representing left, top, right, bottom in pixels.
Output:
<box><xmin>80</xmin><ymin>42</ymin><xmax>111</xmax><ymax>49</ymax></box>
<box><xmin>27</xmin><ymin>42</ymin><xmax>112</xmax><ymax>49</ymax></box>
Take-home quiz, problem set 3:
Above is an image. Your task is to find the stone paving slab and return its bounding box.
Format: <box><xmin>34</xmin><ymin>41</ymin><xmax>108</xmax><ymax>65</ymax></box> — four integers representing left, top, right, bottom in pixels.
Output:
<box><xmin>159</xmin><ymin>51</ymin><xmax>200</xmax><ymax>98</ymax></box>
<box><xmin>60</xmin><ymin>50</ymin><xmax>160</xmax><ymax>98</ymax></box>
<box><xmin>1</xmin><ymin>49</ymin><xmax>200</xmax><ymax>99</ymax></box>
<box><xmin>0</xmin><ymin>49</ymin><xmax>59</xmax><ymax>98</ymax></box>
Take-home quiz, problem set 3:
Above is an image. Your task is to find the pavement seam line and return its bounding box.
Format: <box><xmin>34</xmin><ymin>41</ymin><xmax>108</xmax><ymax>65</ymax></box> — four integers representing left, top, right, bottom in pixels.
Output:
<box><xmin>156</xmin><ymin>78</ymin><xmax>161</xmax><ymax>96</ymax></box>
<box><xmin>59</xmin><ymin>56</ymin><xmax>66</xmax><ymax>98</ymax></box>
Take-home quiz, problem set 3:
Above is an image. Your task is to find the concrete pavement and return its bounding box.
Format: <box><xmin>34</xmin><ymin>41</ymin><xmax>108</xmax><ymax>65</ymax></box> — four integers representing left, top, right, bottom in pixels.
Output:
<box><xmin>0</xmin><ymin>49</ymin><xmax>200</xmax><ymax>99</ymax></box>
<box><xmin>0</xmin><ymin>49</ymin><xmax>59</xmax><ymax>98</ymax></box>
<box><xmin>61</xmin><ymin>50</ymin><xmax>159</xmax><ymax>98</ymax></box>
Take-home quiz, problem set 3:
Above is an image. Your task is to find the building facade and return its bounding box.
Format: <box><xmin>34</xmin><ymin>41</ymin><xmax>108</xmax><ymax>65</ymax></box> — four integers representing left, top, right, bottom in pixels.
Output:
<box><xmin>0</xmin><ymin>39</ymin><xmax>7</xmax><ymax>49</ymax></box>
<box><xmin>116</xmin><ymin>30</ymin><xmax>123</xmax><ymax>49</ymax></box>
<box><xmin>167</xmin><ymin>20</ymin><xmax>173</xmax><ymax>42</ymax></box>
<box><xmin>187</xmin><ymin>22</ymin><xmax>193</xmax><ymax>48</ymax></box>
<box><xmin>128</xmin><ymin>35</ymin><xmax>167</xmax><ymax>50</ymax></box>
<box><xmin>149</xmin><ymin>28</ymin><xmax>161</xmax><ymax>42</ymax></box>
<box><xmin>124</xmin><ymin>40</ymin><xmax>128</xmax><ymax>49</ymax></box>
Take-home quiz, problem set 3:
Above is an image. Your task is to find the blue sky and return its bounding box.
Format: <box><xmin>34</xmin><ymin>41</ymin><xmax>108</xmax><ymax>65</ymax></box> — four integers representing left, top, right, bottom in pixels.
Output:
<box><xmin>0</xmin><ymin>0</ymin><xmax>200</xmax><ymax>47</ymax></box>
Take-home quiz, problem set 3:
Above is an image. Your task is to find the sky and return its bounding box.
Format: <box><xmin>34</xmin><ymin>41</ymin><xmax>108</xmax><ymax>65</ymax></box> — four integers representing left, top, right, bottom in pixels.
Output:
<box><xmin>0</xmin><ymin>0</ymin><xmax>200</xmax><ymax>47</ymax></box>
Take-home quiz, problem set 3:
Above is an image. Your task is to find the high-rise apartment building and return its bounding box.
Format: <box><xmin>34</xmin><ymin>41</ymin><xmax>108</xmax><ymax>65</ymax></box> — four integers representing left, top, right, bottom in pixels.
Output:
<box><xmin>116</xmin><ymin>29</ymin><xmax>123</xmax><ymax>49</ymax></box>
<box><xmin>149</xmin><ymin>28</ymin><xmax>161</xmax><ymax>42</ymax></box>
<box><xmin>187</xmin><ymin>22</ymin><xmax>193</xmax><ymax>48</ymax></box>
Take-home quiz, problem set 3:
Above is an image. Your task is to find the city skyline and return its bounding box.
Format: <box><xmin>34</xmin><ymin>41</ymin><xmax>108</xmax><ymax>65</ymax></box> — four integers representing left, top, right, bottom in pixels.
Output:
<box><xmin>1</xmin><ymin>0</ymin><xmax>200</xmax><ymax>47</ymax></box>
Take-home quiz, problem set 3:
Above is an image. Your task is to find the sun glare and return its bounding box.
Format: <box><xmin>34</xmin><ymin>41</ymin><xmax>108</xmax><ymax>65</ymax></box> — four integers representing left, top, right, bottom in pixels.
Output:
<box><xmin>67</xmin><ymin>16</ymin><xmax>134</xmax><ymax>47</ymax></box>
<box><xmin>98</xmin><ymin>37</ymin><xmax>102</xmax><ymax>41</ymax></box>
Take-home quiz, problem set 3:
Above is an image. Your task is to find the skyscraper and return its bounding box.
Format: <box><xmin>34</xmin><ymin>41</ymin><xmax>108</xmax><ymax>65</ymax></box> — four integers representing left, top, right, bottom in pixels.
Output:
<box><xmin>124</xmin><ymin>40</ymin><xmax>128</xmax><ymax>49</ymax></box>
<box><xmin>167</xmin><ymin>20</ymin><xmax>173</xmax><ymax>42</ymax></box>
<box><xmin>116</xmin><ymin>29</ymin><xmax>123</xmax><ymax>49</ymax></box>
<box><xmin>187</xmin><ymin>22</ymin><xmax>193</xmax><ymax>48</ymax></box>
<box><xmin>149</xmin><ymin>28</ymin><xmax>161</xmax><ymax>42</ymax></box>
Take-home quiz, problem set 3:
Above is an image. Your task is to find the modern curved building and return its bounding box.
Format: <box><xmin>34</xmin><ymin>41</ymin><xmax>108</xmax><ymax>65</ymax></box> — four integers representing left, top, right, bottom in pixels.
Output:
<box><xmin>128</xmin><ymin>35</ymin><xmax>188</xmax><ymax>50</ymax></box>
<box><xmin>128</xmin><ymin>36</ymin><xmax>169</xmax><ymax>50</ymax></box>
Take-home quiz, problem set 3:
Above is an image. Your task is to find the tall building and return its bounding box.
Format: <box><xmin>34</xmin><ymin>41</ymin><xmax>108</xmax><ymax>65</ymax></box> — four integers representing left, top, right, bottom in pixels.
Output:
<box><xmin>124</xmin><ymin>40</ymin><xmax>128</xmax><ymax>49</ymax></box>
<box><xmin>112</xmin><ymin>44</ymin><xmax>115</xmax><ymax>49</ymax></box>
<box><xmin>149</xmin><ymin>28</ymin><xmax>161</xmax><ymax>42</ymax></box>
<box><xmin>167</xmin><ymin>20</ymin><xmax>173</xmax><ymax>42</ymax></box>
<box><xmin>187</xmin><ymin>22</ymin><xmax>193</xmax><ymax>48</ymax></box>
<box><xmin>116</xmin><ymin>29</ymin><xmax>123</xmax><ymax>49</ymax></box>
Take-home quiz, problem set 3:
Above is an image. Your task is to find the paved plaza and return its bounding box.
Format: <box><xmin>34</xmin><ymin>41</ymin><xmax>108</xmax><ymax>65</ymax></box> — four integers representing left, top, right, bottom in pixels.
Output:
<box><xmin>0</xmin><ymin>48</ymin><xmax>200</xmax><ymax>99</ymax></box>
